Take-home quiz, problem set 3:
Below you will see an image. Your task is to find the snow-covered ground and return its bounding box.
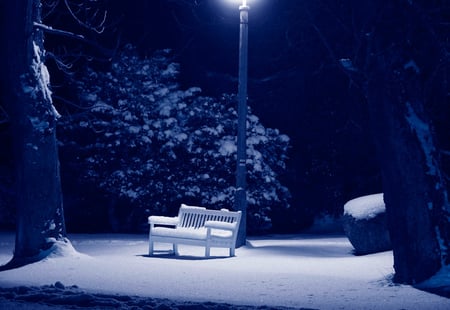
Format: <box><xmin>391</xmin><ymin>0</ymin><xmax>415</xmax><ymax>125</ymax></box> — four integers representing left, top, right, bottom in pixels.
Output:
<box><xmin>0</xmin><ymin>232</ymin><xmax>448</xmax><ymax>309</ymax></box>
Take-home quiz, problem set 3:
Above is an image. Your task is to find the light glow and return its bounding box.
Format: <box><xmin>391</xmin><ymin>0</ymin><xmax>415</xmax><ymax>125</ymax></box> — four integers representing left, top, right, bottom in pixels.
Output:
<box><xmin>221</xmin><ymin>0</ymin><xmax>252</xmax><ymax>10</ymax></box>
<box><xmin>226</xmin><ymin>0</ymin><xmax>249</xmax><ymax>7</ymax></box>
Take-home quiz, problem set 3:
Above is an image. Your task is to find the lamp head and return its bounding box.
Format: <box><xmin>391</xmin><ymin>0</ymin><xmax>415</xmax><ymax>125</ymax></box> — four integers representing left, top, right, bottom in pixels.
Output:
<box><xmin>226</xmin><ymin>0</ymin><xmax>249</xmax><ymax>7</ymax></box>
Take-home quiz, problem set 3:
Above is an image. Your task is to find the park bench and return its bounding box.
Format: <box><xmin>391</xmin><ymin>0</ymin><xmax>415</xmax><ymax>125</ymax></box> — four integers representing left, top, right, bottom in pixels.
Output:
<box><xmin>148</xmin><ymin>204</ymin><xmax>242</xmax><ymax>257</ymax></box>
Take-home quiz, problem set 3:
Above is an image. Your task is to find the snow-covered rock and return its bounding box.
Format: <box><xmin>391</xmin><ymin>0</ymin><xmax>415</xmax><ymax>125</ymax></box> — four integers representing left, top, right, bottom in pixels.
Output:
<box><xmin>342</xmin><ymin>193</ymin><xmax>392</xmax><ymax>255</ymax></box>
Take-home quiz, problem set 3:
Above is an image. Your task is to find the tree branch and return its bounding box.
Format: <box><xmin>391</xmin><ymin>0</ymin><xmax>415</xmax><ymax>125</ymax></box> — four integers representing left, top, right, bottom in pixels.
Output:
<box><xmin>309</xmin><ymin>21</ymin><xmax>364</xmax><ymax>93</ymax></box>
<box><xmin>34</xmin><ymin>22</ymin><xmax>85</xmax><ymax>40</ymax></box>
<box><xmin>33</xmin><ymin>22</ymin><xmax>116</xmax><ymax>58</ymax></box>
<box><xmin>42</xmin><ymin>0</ymin><xmax>61</xmax><ymax>20</ymax></box>
<box><xmin>64</xmin><ymin>0</ymin><xmax>106</xmax><ymax>34</ymax></box>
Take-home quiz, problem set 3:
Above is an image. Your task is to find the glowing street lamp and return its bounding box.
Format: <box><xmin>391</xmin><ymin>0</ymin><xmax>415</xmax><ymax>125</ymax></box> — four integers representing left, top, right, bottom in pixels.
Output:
<box><xmin>228</xmin><ymin>0</ymin><xmax>250</xmax><ymax>247</ymax></box>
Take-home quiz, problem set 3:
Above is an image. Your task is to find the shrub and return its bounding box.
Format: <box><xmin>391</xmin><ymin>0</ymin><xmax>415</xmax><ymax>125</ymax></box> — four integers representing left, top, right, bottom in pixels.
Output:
<box><xmin>58</xmin><ymin>45</ymin><xmax>290</xmax><ymax>234</ymax></box>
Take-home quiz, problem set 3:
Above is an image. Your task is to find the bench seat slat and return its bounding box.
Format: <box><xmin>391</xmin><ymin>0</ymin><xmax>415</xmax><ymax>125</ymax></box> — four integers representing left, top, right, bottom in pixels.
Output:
<box><xmin>152</xmin><ymin>227</ymin><xmax>233</xmax><ymax>240</ymax></box>
<box><xmin>148</xmin><ymin>216</ymin><xmax>178</xmax><ymax>226</ymax></box>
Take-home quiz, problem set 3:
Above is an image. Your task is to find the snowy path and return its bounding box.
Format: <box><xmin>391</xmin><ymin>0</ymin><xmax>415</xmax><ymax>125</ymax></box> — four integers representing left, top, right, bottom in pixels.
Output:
<box><xmin>0</xmin><ymin>233</ymin><xmax>448</xmax><ymax>309</ymax></box>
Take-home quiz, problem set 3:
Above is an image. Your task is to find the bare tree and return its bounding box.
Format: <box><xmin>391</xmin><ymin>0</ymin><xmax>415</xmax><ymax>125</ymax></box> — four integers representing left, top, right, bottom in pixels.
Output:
<box><xmin>0</xmin><ymin>0</ymin><xmax>108</xmax><ymax>270</ymax></box>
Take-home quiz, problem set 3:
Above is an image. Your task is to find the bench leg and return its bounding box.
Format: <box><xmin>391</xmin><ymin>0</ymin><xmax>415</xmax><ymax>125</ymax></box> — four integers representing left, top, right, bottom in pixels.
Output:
<box><xmin>229</xmin><ymin>247</ymin><xmax>235</xmax><ymax>257</ymax></box>
<box><xmin>149</xmin><ymin>240</ymin><xmax>154</xmax><ymax>256</ymax></box>
<box><xmin>173</xmin><ymin>244</ymin><xmax>179</xmax><ymax>255</ymax></box>
<box><xmin>205</xmin><ymin>245</ymin><xmax>211</xmax><ymax>258</ymax></box>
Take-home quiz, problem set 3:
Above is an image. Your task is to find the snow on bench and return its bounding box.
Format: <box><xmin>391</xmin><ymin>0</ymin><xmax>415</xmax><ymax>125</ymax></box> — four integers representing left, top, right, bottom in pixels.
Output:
<box><xmin>148</xmin><ymin>204</ymin><xmax>242</xmax><ymax>257</ymax></box>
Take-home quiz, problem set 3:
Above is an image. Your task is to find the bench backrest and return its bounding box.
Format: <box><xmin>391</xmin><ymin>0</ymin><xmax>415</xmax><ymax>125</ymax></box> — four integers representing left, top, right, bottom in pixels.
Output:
<box><xmin>178</xmin><ymin>204</ymin><xmax>240</xmax><ymax>229</ymax></box>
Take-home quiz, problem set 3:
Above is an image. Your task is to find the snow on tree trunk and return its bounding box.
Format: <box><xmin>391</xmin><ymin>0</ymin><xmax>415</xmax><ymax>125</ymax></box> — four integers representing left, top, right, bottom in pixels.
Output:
<box><xmin>1</xmin><ymin>0</ymin><xmax>69</xmax><ymax>268</ymax></box>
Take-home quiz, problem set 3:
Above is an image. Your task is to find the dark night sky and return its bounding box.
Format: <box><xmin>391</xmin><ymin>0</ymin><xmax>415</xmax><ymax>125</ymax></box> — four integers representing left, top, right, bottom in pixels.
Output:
<box><xmin>107</xmin><ymin>1</ymin><xmax>282</xmax><ymax>93</ymax></box>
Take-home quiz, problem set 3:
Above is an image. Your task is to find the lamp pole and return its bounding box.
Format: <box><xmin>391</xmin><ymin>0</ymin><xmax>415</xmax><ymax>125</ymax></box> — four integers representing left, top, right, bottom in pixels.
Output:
<box><xmin>235</xmin><ymin>0</ymin><xmax>249</xmax><ymax>247</ymax></box>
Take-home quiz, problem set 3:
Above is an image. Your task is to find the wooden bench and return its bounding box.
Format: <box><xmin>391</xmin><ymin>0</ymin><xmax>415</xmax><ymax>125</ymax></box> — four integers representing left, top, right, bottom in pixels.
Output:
<box><xmin>148</xmin><ymin>204</ymin><xmax>242</xmax><ymax>257</ymax></box>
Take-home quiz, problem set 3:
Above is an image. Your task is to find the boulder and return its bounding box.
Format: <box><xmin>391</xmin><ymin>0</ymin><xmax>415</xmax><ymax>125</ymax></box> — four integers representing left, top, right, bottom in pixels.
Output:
<box><xmin>342</xmin><ymin>193</ymin><xmax>392</xmax><ymax>255</ymax></box>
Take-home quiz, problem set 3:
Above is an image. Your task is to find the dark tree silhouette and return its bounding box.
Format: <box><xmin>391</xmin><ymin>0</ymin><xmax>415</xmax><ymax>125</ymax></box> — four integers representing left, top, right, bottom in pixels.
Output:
<box><xmin>310</xmin><ymin>0</ymin><xmax>450</xmax><ymax>284</ymax></box>
<box><xmin>0</xmin><ymin>0</ymin><xmax>109</xmax><ymax>269</ymax></box>
<box><xmin>259</xmin><ymin>0</ymin><xmax>449</xmax><ymax>284</ymax></box>
<box><xmin>362</xmin><ymin>0</ymin><xmax>449</xmax><ymax>284</ymax></box>
<box><xmin>0</xmin><ymin>0</ymin><xmax>67</xmax><ymax>269</ymax></box>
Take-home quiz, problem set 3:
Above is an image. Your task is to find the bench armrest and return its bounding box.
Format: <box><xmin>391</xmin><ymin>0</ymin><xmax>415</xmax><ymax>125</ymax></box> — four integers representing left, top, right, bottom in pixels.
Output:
<box><xmin>148</xmin><ymin>216</ymin><xmax>179</xmax><ymax>226</ymax></box>
<box><xmin>205</xmin><ymin>220</ymin><xmax>237</xmax><ymax>231</ymax></box>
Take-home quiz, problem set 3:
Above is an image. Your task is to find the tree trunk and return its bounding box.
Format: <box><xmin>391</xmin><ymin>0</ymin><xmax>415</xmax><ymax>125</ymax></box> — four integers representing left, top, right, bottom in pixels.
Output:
<box><xmin>1</xmin><ymin>0</ymin><xmax>68</xmax><ymax>269</ymax></box>
<box><xmin>365</xmin><ymin>1</ymin><xmax>449</xmax><ymax>284</ymax></box>
<box><xmin>367</xmin><ymin>64</ymin><xmax>448</xmax><ymax>283</ymax></box>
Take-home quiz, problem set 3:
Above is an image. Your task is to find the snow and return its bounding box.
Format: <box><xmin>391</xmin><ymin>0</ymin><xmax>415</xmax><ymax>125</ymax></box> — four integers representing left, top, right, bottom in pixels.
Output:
<box><xmin>219</xmin><ymin>139</ymin><xmax>237</xmax><ymax>156</ymax></box>
<box><xmin>151</xmin><ymin>226</ymin><xmax>232</xmax><ymax>239</ymax></box>
<box><xmin>339</xmin><ymin>58</ymin><xmax>358</xmax><ymax>72</ymax></box>
<box><xmin>279</xmin><ymin>134</ymin><xmax>290</xmax><ymax>143</ymax></box>
<box><xmin>184</xmin><ymin>87</ymin><xmax>202</xmax><ymax>97</ymax></box>
<box><xmin>405</xmin><ymin>101</ymin><xmax>437</xmax><ymax>176</ymax></box>
<box><xmin>0</xmin><ymin>233</ymin><xmax>448</xmax><ymax>309</ymax></box>
<box><xmin>128</xmin><ymin>126</ymin><xmax>141</xmax><ymax>134</ymax></box>
<box><xmin>32</xmin><ymin>42</ymin><xmax>52</xmax><ymax>104</ymax></box>
<box><xmin>343</xmin><ymin>193</ymin><xmax>385</xmax><ymax>220</ymax></box>
<box><xmin>161</xmin><ymin>63</ymin><xmax>179</xmax><ymax>77</ymax></box>
<box><xmin>31</xmin><ymin>41</ymin><xmax>60</xmax><ymax>119</ymax></box>
<box><xmin>28</xmin><ymin>116</ymin><xmax>50</xmax><ymax>134</ymax></box>
<box><xmin>211</xmin><ymin>193</ymin><xmax>228</xmax><ymax>203</ymax></box>
<box><xmin>175</xmin><ymin>133</ymin><xmax>188</xmax><ymax>142</ymax></box>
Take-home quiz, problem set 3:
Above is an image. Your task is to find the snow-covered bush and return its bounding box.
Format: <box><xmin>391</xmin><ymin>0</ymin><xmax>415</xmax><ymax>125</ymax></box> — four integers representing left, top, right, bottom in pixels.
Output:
<box><xmin>58</xmin><ymin>45</ymin><xmax>290</xmax><ymax>234</ymax></box>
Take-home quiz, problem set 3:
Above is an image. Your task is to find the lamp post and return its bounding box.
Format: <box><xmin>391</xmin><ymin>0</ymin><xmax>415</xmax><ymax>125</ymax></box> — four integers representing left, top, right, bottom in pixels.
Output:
<box><xmin>234</xmin><ymin>0</ymin><xmax>249</xmax><ymax>247</ymax></box>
